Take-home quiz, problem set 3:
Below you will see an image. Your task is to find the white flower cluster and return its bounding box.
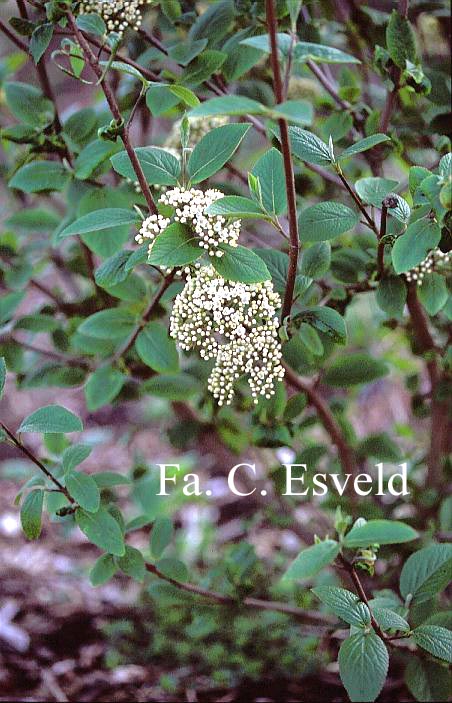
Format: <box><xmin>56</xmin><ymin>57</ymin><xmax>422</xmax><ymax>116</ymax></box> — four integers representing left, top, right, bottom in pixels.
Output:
<box><xmin>404</xmin><ymin>247</ymin><xmax>451</xmax><ymax>284</ymax></box>
<box><xmin>78</xmin><ymin>0</ymin><xmax>152</xmax><ymax>35</ymax></box>
<box><xmin>136</xmin><ymin>187</ymin><xmax>241</xmax><ymax>258</ymax></box>
<box><xmin>170</xmin><ymin>266</ymin><xmax>284</xmax><ymax>405</ymax></box>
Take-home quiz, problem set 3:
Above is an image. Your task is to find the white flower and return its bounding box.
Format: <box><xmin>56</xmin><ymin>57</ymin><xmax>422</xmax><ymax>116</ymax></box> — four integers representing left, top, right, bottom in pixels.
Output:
<box><xmin>136</xmin><ymin>187</ymin><xmax>241</xmax><ymax>259</ymax></box>
<box><xmin>170</xmin><ymin>266</ymin><xmax>284</xmax><ymax>405</ymax></box>
<box><xmin>164</xmin><ymin>115</ymin><xmax>230</xmax><ymax>152</ymax></box>
<box><xmin>78</xmin><ymin>0</ymin><xmax>152</xmax><ymax>35</ymax></box>
<box><xmin>404</xmin><ymin>247</ymin><xmax>451</xmax><ymax>285</ymax></box>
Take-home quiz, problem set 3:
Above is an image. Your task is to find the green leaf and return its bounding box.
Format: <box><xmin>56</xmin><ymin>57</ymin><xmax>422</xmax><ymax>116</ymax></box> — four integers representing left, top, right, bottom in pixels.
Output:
<box><xmin>300</xmin><ymin>307</ymin><xmax>347</xmax><ymax>345</ymax></box>
<box><xmin>299</xmin><ymin>201</ymin><xmax>359</xmax><ymax>242</ymax></box>
<box><xmin>288</xmin><ymin>127</ymin><xmax>332</xmax><ymax>165</ymax></box>
<box><xmin>251</xmin><ymin>148</ymin><xmax>287</xmax><ymax>215</ymax></box>
<box><xmin>168</xmin><ymin>84</ymin><xmax>200</xmax><ymax>107</ymax></box>
<box><xmin>188</xmin><ymin>0</ymin><xmax>233</xmax><ymax>46</ymax></box>
<box><xmin>405</xmin><ymin>657</ymin><xmax>452</xmax><ymax>702</ymax></box>
<box><xmin>76</xmin><ymin>507</ymin><xmax>125</xmax><ymax>556</ymax></box>
<box><xmin>20</xmin><ymin>490</ymin><xmax>44</xmax><ymax>540</ymax></box>
<box><xmin>4</xmin><ymin>81</ymin><xmax>54</xmax><ymax>127</ymax></box>
<box><xmin>76</xmin><ymin>13</ymin><xmax>106</xmax><ymax>37</ymax></box>
<box><xmin>95</xmin><ymin>251</ymin><xmax>131</xmax><ymax>288</ymax></box>
<box><xmin>135</xmin><ymin>322</ymin><xmax>179</xmax><ymax>373</ymax></box>
<box><xmin>400</xmin><ymin>543</ymin><xmax>452</xmax><ymax>605</ymax></box>
<box><xmin>212</xmin><ymin>245</ymin><xmax>271</xmax><ymax>283</ymax></box>
<box><xmin>294</xmin><ymin>41</ymin><xmax>360</xmax><ymax>65</ymax></box>
<box><xmin>357</xmin><ymin>433</ymin><xmax>401</xmax><ymax>462</ymax></box>
<box><xmin>300</xmin><ymin>243</ymin><xmax>331</xmax><ymax>277</ymax></box>
<box><xmin>6</xmin><ymin>207</ymin><xmax>59</xmax><ymax>231</ymax></box>
<box><xmin>78</xmin><ymin>309</ymin><xmax>136</xmax><ymax>340</ymax></box>
<box><xmin>376</xmin><ymin>276</ymin><xmax>407</xmax><ymax>317</ymax></box>
<box><xmin>372</xmin><ymin>607</ymin><xmax>410</xmax><ymax>633</ymax></box>
<box><xmin>188</xmin><ymin>95</ymin><xmax>266</xmax><ymax>118</ymax></box>
<box><xmin>338</xmin><ymin>134</ymin><xmax>391</xmax><ymax>160</ymax></box>
<box><xmin>150</xmin><ymin>517</ymin><xmax>174</xmax><ymax>558</ymax></box>
<box><xmin>84</xmin><ymin>366</ymin><xmax>125</xmax><ymax>411</ymax></box>
<box><xmin>143</xmin><ymin>373</ymin><xmax>202</xmax><ymax>400</ymax></box>
<box><xmin>0</xmin><ymin>291</ymin><xmax>26</xmax><ymax>325</ymax></box>
<box><xmin>324</xmin><ymin>353</ymin><xmax>389</xmax><ymax>386</ymax></box>
<box><xmin>93</xmin><ymin>472</ymin><xmax>130</xmax><ymax>488</ymax></box>
<box><xmin>344</xmin><ymin>519</ymin><xmax>418</xmax><ymax>548</ymax></box>
<box><xmin>355</xmin><ymin>177</ymin><xmax>399</xmax><ymax>206</ymax></box>
<box><xmin>62</xmin><ymin>444</ymin><xmax>92</xmax><ymax>475</ymax></box>
<box><xmin>413</xmin><ymin>626</ymin><xmax>452</xmax><ymax>663</ymax></box>
<box><xmin>155</xmin><ymin>557</ymin><xmax>188</xmax><ymax>582</ymax></box>
<box><xmin>418</xmin><ymin>273</ymin><xmax>448</xmax><ymax>315</ymax></box>
<box><xmin>272</xmin><ymin>99</ymin><xmax>313</xmax><ymax>126</ymax></box>
<box><xmin>66</xmin><ymin>472</ymin><xmax>100</xmax><ymax>512</ymax></box>
<box><xmin>0</xmin><ymin>357</ymin><xmax>6</xmax><ymax>400</ymax></box>
<box><xmin>205</xmin><ymin>195</ymin><xmax>266</xmax><ymax>219</ymax></box>
<box><xmin>146</xmin><ymin>84</ymin><xmax>180</xmax><ymax>115</ymax></box>
<box><xmin>59</xmin><ymin>209</ymin><xmax>138</xmax><ymax>238</ymax></box>
<box><xmin>111</xmin><ymin>147</ymin><xmax>181</xmax><ymax>185</ymax></box>
<box><xmin>188</xmin><ymin>123</ymin><xmax>251</xmax><ymax>183</ymax></box>
<box><xmin>30</xmin><ymin>23</ymin><xmax>53</xmax><ymax>64</ymax></box>
<box><xmin>167</xmin><ymin>38</ymin><xmax>208</xmax><ymax>65</ymax></box>
<box><xmin>392</xmin><ymin>219</ymin><xmax>441</xmax><ymax>274</ymax></box>
<box><xmin>147</xmin><ymin>222</ymin><xmax>201</xmax><ymax>267</ymax></box>
<box><xmin>252</xmin><ymin>249</ymin><xmax>289</xmax><ymax>293</ymax></box>
<box><xmin>299</xmin><ymin>323</ymin><xmax>323</xmax><ymax>356</ymax></box>
<box><xmin>19</xmin><ymin>405</ymin><xmax>83</xmax><ymax>434</ymax></box>
<box><xmin>339</xmin><ymin>632</ymin><xmax>389</xmax><ymax>702</ymax></box>
<box><xmin>90</xmin><ymin>553</ymin><xmax>117</xmax><ymax>586</ymax></box>
<box><xmin>283</xmin><ymin>540</ymin><xmax>340</xmax><ymax>581</ymax></box>
<box><xmin>386</xmin><ymin>10</ymin><xmax>417</xmax><ymax>69</ymax></box>
<box><xmin>181</xmin><ymin>50</ymin><xmax>227</xmax><ymax>85</ymax></box>
<box><xmin>116</xmin><ymin>545</ymin><xmax>146</xmax><ymax>582</ymax></box>
<box><xmin>312</xmin><ymin>586</ymin><xmax>371</xmax><ymax>627</ymax></box>
<box><xmin>9</xmin><ymin>161</ymin><xmax>69</xmax><ymax>193</ymax></box>
<box><xmin>74</xmin><ymin>139</ymin><xmax>121</xmax><ymax>180</ymax></box>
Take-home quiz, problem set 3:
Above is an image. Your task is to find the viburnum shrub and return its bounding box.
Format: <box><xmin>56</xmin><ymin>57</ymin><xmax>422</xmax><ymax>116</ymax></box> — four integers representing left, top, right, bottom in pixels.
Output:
<box><xmin>0</xmin><ymin>0</ymin><xmax>451</xmax><ymax>701</ymax></box>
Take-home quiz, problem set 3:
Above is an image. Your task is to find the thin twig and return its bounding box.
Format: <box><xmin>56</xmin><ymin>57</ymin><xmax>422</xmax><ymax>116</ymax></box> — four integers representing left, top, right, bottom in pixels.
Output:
<box><xmin>265</xmin><ymin>0</ymin><xmax>300</xmax><ymax>322</ymax></box>
<box><xmin>0</xmin><ymin>423</ymin><xmax>74</xmax><ymax>503</ymax></box>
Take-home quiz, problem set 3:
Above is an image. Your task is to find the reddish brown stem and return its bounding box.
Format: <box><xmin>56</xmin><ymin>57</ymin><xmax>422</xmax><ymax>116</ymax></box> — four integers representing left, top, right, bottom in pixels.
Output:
<box><xmin>265</xmin><ymin>0</ymin><xmax>300</xmax><ymax>322</ymax></box>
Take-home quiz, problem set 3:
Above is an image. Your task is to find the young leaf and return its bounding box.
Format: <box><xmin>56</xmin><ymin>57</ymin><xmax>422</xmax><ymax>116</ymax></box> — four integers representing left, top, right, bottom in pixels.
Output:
<box><xmin>312</xmin><ymin>586</ymin><xmax>371</xmax><ymax>627</ymax></box>
<box><xmin>84</xmin><ymin>366</ymin><xmax>125</xmax><ymax>412</ymax></box>
<box><xmin>20</xmin><ymin>489</ymin><xmax>44</xmax><ymax>540</ymax></box>
<box><xmin>19</xmin><ymin>405</ymin><xmax>83</xmax><ymax>434</ymax></box>
<box><xmin>339</xmin><ymin>632</ymin><xmax>389</xmax><ymax>702</ymax></box>
<box><xmin>288</xmin><ymin>127</ymin><xmax>332</xmax><ymax>165</ymax></box>
<box><xmin>0</xmin><ymin>357</ymin><xmax>6</xmax><ymax>400</ymax></box>
<box><xmin>188</xmin><ymin>123</ymin><xmax>251</xmax><ymax>183</ymax></box>
<box><xmin>418</xmin><ymin>273</ymin><xmax>448</xmax><ymax>315</ymax></box>
<box><xmin>135</xmin><ymin>322</ymin><xmax>179</xmax><ymax>373</ymax></box>
<box><xmin>299</xmin><ymin>201</ymin><xmax>359</xmax><ymax>242</ymax></box>
<box><xmin>90</xmin><ymin>553</ymin><xmax>117</xmax><ymax>586</ymax></box>
<box><xmin>9</xmin><ymin>161</ymin><xmax>69</xmax><ymax>193</ymax></box>
<box><xmin>206</xmin><ymin>196</ymin><xmax>266</xmax><ymax>219</ymax></box>
<box><xmin>399</xmin><ymin>543</ymin><xmax>452</xmax><ymax>605</ymax></box>
<box><xmin>30</xmin><ymin>23</ymin><xmax>53</xmax><ymax>64</ymax></box>
<box><xmin>62</xmin><ymin>444</ymin><xmax>92</xmax><ymax>475</ymax></box>
<box><xmin>324</xmin><ymin>353</ymin><xmax>389</xmax><ymax>386</ymax></box>
<box><xmin>355</xmin><ymin>177</ymin><xmax>398</xmax><ymax>206</ymax></box>
<box><xmin>76</xmin><ymin>507</ymin><xmax>125</xmax><ymax>556</ymax></box>
<box><xmin>412</xmin><ymin>626</ymin><xmax>452</xmax><ymax>663</ymax></box>
<box><xmin>78</xmin><ymin>309</ymin><xmax>136</xmax><ymax>340</ymax></box>
<box><xmin>59</xmin><ymin>209</ymin><xmax>139</xmax><ymax>239</ymax></box>
<box><xmin>344</xmin><ymin>519</ymin><xmax>418</xmax><ymax>547</ymax></box>
<box><xmin>111</xmin><ymin>147</ymin><xmax>181</xmax><ymax>185</ymax></box>
<box><xmin>212</xmin><ymin>245</ymin><xmax>271</xmax><ymax>283</ymax></box>
<box><xmin>386</xmin><ymin>10</ymin><xmax>417</xmax><ymax>69</ymax></box>
<box><xmin>300</xmin><ymin>243</ymin><xmax>331</xmax><ymax>278</ymax></box>
<box><xmin>66</xmin><ymin>472</ymin><xmax>100</xmax><ymax>512</ymax></box>
<box><xmin>147</xmin><ymin>222</ymin><xmax>201</xmax><ymax>267</ymax></box>
<box><xmin>283</xmin><ymin>540</ymin><xmax>340</xmax><ymax>581</ymax></box>
<box><xmin>150</xmin><ymin>516</ymin><xmax>174</xmax><ymax>558</ymax></box>
<box><xmin>251</xmin><ymin>148</ymin><xmax>287</xmax><ymax>215</ymax></box>
<box><xmin>392</xmin><ymin>219</ymin><xmax>441</xmax><ymax>274</ymax></box>
<box><xmin>116</xmin><ymin>545</ymin><xmax>146</xmax><ymax>582</ymax></box>
<box><xmin>376</xmin><ymin>276</ymin><xmax>407</xmax><ymax>317</ymax></box>
<box><xmin>338</xmin><ymin>134</ymin><xmax>391</xmax><ymax>160</ymax></box>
